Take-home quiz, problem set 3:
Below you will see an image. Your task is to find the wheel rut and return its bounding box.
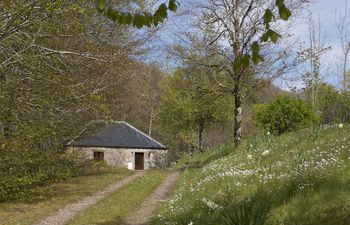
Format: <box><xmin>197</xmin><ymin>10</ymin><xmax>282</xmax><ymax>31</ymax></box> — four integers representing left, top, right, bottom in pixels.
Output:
<box><xmin>124</xmin><ymin>170</ymin><xmax>181</xmax><ymax>225</ymax></box>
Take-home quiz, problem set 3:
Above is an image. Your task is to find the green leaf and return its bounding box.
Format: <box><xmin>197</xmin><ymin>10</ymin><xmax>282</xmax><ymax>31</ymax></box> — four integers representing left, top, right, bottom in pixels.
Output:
<box><xmin>153</xmin><ymin>4</ymin><xmax>168</xmax><ymax>25</ymax></box>
<box><xmin>168</xmin><ymin>0</ymin><xmax>178</xmax><ymax>11</ymax></box>
<box><xmin>98</xmin><ymin>0</ymin><xmax>179</xmax><ymax>28</ymax></box>
<box><xmin>276</xmin><ymin>0</ymin><xmax>292</xmax><ymax>20</ymax></box>
<box><xmin>242</xmin><ymin>54</ymin><xmax>250</xmax><ymax>69</ymax></box>
<box><xmin>263</xmin><ymin>9</ymin><xmax>273</xmax><ymax>25</ymax></box>
<box><xmin>261</xmin><ymin>32</ymin><xmax>269</xmax><ymax>42</ymax></box>
<box><xmin>97</xmin><ymin>0</ymin><xmax>106</xmax><ymax>13</ymax></box>
<box><xmin>275</xmin><ymin>0</ymin><xmax>284</xmax><ymax>8</ymax></box>
<box><xmin>279</xmin><ymin>6</ymin><xmax>291</xmax><ymax>20</ymax></box>
<box><xmin>158</xmin><ymin>3</ymin><xmax>168</xmax><ymax>18</ymax></box>
<box><xmin>251</xmin><ymin>42</ymin><xmax>263</xmax><ymax>64</ymax></box>
<box><xmin>106</xmin><ymin>8</ymin><xmax>119</xmax><ymax>22</ymax></box>
<box><xmin>252</xmin><ymin>52</ymin><xmax>263</xmax><ymax>64</ymax></box>
<box><xmin>133</xmin><ymin>14</ymin><xmax>144</xmax><ymax>28</ymax></box>
<box><xmin>117</xmin><ymin>13</ymin><xmax>123</xmax><ymax>24</ymax></box>
<box><xmin>251</xmin><ymin>41</ymin><xmax>260</xmax><ymax>54</ymax></box>
<box><xmin>233</xmin><ymin>57</ymin><xmax>243</xmax><ymax>72</ymax></box>
<box><xmin>143</xmin><ymin>13</ymin><xmax>152</xmax><ymax>27</ymax></box>
<box><xmin>269</xmin><ymin>30</ymin><xmax>281</xmax><ymax>43</ymax></box>
<box><xmin>261</xmin><ymin>29</ymin><xmax>281</xmax><ymax>43</ymax></box>
<box><xmin>125</xmin><ymin>14</ymin><xmax>133</xmax><ymax>24</ymax></box>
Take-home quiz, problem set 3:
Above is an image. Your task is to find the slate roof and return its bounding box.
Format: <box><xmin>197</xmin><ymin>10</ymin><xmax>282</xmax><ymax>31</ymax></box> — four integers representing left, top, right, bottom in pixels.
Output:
<box><xmin>69</xmin><ymin>121</ymin><xmax>167</xmax><ymax>150</ymax></box>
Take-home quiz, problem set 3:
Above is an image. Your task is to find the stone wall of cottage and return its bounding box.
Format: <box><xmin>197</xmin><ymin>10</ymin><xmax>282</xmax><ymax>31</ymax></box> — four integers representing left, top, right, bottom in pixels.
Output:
<box><xmin>73</xmin><ymin>147</ymin><xmax>168</xmax><ymax>170</ymax></box>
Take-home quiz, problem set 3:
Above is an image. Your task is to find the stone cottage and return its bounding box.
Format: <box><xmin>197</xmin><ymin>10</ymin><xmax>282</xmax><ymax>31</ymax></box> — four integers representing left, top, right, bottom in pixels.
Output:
<box><xmin>69</xmin><ymin>121</ymin><xmax>168</xmax><ymax>170</ymax></box>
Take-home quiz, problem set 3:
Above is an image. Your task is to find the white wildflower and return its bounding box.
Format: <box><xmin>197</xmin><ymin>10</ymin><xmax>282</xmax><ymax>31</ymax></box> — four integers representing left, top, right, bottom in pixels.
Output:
<box><xmin>202</xmin><ymin>198</ymin><xmax>220</xmax><ymax>210</ymax></box>
<box><xmin>188</xmin><ymin>221</ymin><xmax>193</xmax><ymax>225</ymax></box>
<box><xmin>247</xmin><ymin>154</ymin><xmax>253</xmax><ymax>159</ymax></box>
<box><xmin>262</xmin><ymin>150</ymin><xmax>270</xmax><ymax>156</ymax></box>
<box><xmin>339</xmin><ymin>123</ymin><xmax>344</xmax><ymax>128</ymax></box>
<box><xmin>267</xmin><ymin>131</ymin><xmax>271</xmax><ymax>135</ymax></box>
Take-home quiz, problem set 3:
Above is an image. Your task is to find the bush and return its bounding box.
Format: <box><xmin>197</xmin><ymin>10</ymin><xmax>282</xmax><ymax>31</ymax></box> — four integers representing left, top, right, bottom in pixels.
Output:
<box><xmin>253</xmin><ymin>95</ymin><xmax>319</xmax><ymax>135</ymax></box>
<box><xmin>217</xmin><ymin>194</ymin><xmax>271</xmax><ymax>225</ymax></box>
<box><xmin>78</xmin><ymin>160</ymin><xmax>111</xmax><ymax>176</ymax></box>
<box><xmin>0</xmin><ymin>144</ymin><xmax>82</xmax><ymax>202</ymax></box>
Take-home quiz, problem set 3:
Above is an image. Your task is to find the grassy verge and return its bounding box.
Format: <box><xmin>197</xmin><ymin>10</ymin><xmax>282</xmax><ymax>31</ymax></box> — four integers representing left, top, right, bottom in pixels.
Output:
<box><xmin>67</xmin><ymin>170</ymin><xmax>167</xmax><ymax>225</ymax></box>
<box><xmin>0</xmin><ymin>162</ymin><xmax>132</xmax><ymax>225</ymax></box>
<box><xmin>175</xmin><ymin>143</ymin><xmax>234</xmax><ymax>170</ymax></box>
<box><xmin>151</xmin><ymin>125</ymin><xmax>350</xmax><ymax>225</ymax></box>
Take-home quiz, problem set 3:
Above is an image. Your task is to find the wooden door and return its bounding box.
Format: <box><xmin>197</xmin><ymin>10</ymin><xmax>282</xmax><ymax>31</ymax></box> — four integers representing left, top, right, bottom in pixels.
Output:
<box><xmin>135</xmin><ymin>153</ymin><xmax>144</xmax><ymax>170</ymax></box>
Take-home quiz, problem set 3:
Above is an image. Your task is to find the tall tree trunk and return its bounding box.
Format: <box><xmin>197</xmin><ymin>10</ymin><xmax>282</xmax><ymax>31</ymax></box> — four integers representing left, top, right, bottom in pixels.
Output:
<box><xmin>148</xmin><ymin>108</ymin><xmax>154</xmax><ymax>137</ymax></box>
<box><xmin>343</xmin><ymin>52</ymin><xmax>349</xmax><ymax>90</ymax></box>
<box><xmin>232</xmin><ymin>0</ymin><xmax>242</xmax><ymax>147</ymax></box>
<box><xmin>198</xmin><ymin>121</ymin><xmax>204</xmax><ymax>152</ymax></box>
<box><xmin>233</xmin><ymin>80</ymin><xmax>242</xmax><ymax>146</ymax></box>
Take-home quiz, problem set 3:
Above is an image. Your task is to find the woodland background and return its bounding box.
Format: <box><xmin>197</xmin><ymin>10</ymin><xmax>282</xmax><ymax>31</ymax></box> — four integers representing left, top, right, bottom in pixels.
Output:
<box><xmin>1</xmin><ymin>0</ymin><xmax>350</xmax><ymax>201</ymax></box>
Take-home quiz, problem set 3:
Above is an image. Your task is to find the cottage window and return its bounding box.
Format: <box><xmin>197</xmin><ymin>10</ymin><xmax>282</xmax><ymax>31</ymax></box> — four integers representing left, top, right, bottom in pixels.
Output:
<box><xmin>93</xmin><ymin>151</ymin><xmax>104</xmax><ymax>160</ymax></box>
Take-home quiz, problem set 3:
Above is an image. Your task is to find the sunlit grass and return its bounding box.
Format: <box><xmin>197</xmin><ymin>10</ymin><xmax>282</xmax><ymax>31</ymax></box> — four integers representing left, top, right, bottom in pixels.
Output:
<box><xmin>67</xmin><ymin>170</ymin><xmax>167</xmax><ymax>225</ymax></box>
<box><xmin>151</xmin><ymin>125</ymin><xmax>350</xmax><ymax>225</ymax></box>
<box><xmin>0</xmin><ymin>164</ymin><xmax>132</xmax><ymax>225</ymax></box>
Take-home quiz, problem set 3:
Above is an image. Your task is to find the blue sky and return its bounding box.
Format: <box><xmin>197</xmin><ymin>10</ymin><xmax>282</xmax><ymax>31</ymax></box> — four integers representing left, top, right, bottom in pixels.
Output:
<box><xmin>282</xmin><ymin>0</ymin><xmax>350</xmax><ymax>90</ymax></box>
<box><xmin>144</xmin><ymin>0</ymin><xmax>350</xmax><ymax>90</ymax></box>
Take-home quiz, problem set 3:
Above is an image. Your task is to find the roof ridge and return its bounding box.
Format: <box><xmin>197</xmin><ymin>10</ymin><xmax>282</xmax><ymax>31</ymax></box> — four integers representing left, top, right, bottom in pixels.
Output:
<box><xmin>122</xmin><ymin>122</ymin><xmax>167</xmax><ymax>148</ymax></box>
<box><xmin>69</xmin><ymin>120</ymin><xmax>167</xmax><ymax>149</ymax></box>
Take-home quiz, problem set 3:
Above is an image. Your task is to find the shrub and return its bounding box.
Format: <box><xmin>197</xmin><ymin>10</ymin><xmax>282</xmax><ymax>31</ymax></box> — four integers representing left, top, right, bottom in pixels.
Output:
<box><xmin>78</xmin><ymin>160</ymin><xmax>111</xmax><ymax>176</ymax></box>
<box><xmin>0</xmin><ymin>144</ymin><xmax>82</xmax><ymax>202</ymax></box>
<box><xmin>217</xmin><ymin>194</ymin><xmax>271</xmax><ymax>225</ymax></box>
<box><xmin>253</xmin><ymin>95</ymin><xmax>319</xmax><ymax>135</ymax></box>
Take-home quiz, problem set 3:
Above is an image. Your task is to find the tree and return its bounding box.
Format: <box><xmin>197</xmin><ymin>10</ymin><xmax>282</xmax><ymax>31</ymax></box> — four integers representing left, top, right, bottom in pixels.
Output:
<box><xmin>303</xmin><ymin>83</ymin><xmax>350</xmax><ymax>124</ymax></box>
<box><xmin>157</xmin><ymin>68</ymin><xmax>233</xmax><ymax>153</ymax></box>
<box><xmin>335</xmin><ymin>0</ymin><xmax>350</xmax><ymax>91</ymax></box>
<box><xmin>317</xmin><ymin>83</ymin><xmax>346</xmax><ymax>124</ymax></box>
<box><xmin>298</xmin><ymin>14</ymin><xmax>331</xmax><ymax>114</ymax></box>
<box><xmin>140</xmin><ymin>66</ymin><xmax>164</xmax><ymax>137</ymax></box>
<box><xmin>96</xmin><ymin>0</ymin><xmax>295</xmax><ymax>147</ymax></box>
<box><xmin>97</xmin><ymin>0</ymin><xmax>293</xmax><ymax>66</ymax></box>
<box><xmin>0</xmin><ymin>0</ymin><xmax>149</xmax><ymax>200</ymax></box>
<box><xmin>253</xmin><ymin>95</ymin><xmax>318</xmax><ymax>135</ymax></box>
<box><xmin>168</xmin><ymin>0</ymin><xmax>303</xmax><ymax>146</ymax></box>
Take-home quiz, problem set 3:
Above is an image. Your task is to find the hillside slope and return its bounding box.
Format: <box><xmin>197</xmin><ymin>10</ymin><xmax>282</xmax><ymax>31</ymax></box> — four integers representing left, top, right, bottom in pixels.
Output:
<box><xmin>151</xmin><ymin>125</ymin><xmax>350</xmax><ymax>225</ymax></box>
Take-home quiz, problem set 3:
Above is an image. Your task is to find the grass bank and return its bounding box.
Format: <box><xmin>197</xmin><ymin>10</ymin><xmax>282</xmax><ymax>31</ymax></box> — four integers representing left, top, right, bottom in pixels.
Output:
<box><xmin>151</xmin><ymin>125</ymin><xmax>350</xmax><ymax>225</ymax></box>
<box><xmin>67</xmin><ymin>170</ymin><xmax>167</xmax><ymax>225</ymax></box>
<box><xmin>0</xmin><ymin>162</ymin><xmax>132</xmax><ymax>225</ymax></box>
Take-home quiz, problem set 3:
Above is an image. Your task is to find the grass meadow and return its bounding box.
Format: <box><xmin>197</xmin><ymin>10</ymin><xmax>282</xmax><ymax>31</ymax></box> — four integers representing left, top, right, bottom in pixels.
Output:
<box><xmin>0</xmin><ymin>162</ymin><xmax>132</xmax><ymax>225</ymax></box>
<box><xmin>151</xmin><ymin>125</ymin><xmax>350</xmax><ymax>225</ymax></box>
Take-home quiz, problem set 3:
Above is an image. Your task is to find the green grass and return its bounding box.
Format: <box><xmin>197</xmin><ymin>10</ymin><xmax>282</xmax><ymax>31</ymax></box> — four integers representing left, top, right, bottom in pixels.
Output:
<box><xmin>151</xmin><ymin>125</ymin><xmax>350</xmax><ymax>225</ymax></box>
<box><xmin>67</xmin><ymin>170</ymin><xmax>167</xmax><ymax>225</ymax></box>
<box><xmin>0</xmin><ymin>163</ymin><xmax>132</xmax><ymax>225</ymax></box>
<box><xmin>175</xmin><ymin>143</ymin><xmax>234</xmax><ymax>170</ymax></box>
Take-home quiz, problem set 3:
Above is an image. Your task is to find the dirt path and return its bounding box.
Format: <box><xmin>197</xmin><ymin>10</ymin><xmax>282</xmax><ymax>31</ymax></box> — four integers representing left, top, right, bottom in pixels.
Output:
<box><xmin>34</xmin><ymin>171</ymin><xmax>146</xmax><ymax>225</ymax></box>
<box><xmin>124</xmin><ymin>170</ymin><xmax>181</xmax><ymax>225</ymax></box>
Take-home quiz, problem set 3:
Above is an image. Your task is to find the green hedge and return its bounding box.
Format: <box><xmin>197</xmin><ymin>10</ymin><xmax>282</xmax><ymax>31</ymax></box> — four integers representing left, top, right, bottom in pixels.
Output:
<box><xmin>0</xmin><ymin>144</ymin><xmax>82</xmax><ymax>202</ymax></box>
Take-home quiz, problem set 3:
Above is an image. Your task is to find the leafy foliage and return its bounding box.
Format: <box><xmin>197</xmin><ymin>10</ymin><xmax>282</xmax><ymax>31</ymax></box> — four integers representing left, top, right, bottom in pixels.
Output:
<box><xmin>234</xmin><ymin>0</ymin><xmax>292</xmax><ymax>71</ymax></box>
<box><xmin>0</xmin><ymin>0</ymin><xmax>148</xmax><ymax>201</ymax></box>
<box><xmin>304</xmin><ymin>83</ymin><xmax>350</xmax><ymax>124</ymax></box>
<box><xmin>157</xmin><ymin>68</ymin><xmax>233</xmax><ymax>153</ymax></box>
<box><xmin>253</xmin><ymin>95</ymin><xmax>319</xmax><ymax>134</ymax></box>
<box><xmin>0</xmin><ymin>146</ymin><xmax>82</xmax><ymax>202</ymax></box>
<box><xmin>97</xmin><ymin>0</ymin><xmax>178</xmax><ymax>28</ymax></box>
<box><xmin>98</xmin><ymin>0</ymin><xmax>291</xmax><ymax>75</ymax></box>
